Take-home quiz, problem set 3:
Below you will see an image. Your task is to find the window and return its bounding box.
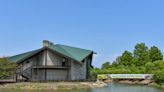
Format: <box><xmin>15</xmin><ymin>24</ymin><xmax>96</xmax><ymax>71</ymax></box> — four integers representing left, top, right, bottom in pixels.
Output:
<box><xmin>62</xmin><ymin>61</ymin><xmax>66</xmax><ymax>67</ymax></box>
<box><xmin>26</xmin><ymin>61</ymin><xmax>30</xmax><ymax>64</ymax></box>
<box><xmin>62</xmin><ymin>58</ymin><xmax>67</xmax><ymax>66</ymax></box>
<box><xmin>82</xmin><ymin>60</ymin><xmax>85</xmax><ymax>63</ymax></box>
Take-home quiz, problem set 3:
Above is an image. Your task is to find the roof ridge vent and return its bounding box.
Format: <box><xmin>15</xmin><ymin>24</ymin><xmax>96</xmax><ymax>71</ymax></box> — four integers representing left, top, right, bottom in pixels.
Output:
<box><xmin>43</xmin><ymin>40</ymin><xmax>54</xmax><ymax>47</ymax></box>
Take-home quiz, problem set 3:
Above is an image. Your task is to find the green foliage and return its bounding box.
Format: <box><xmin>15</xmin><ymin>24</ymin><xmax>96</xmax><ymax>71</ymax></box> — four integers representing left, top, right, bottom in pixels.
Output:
<box><xmin>129</xmin><ymin>65</ymin><xmax>141</xmax><ymax>74</ymax></box>
<box><xmin>101</xmin><ymin>62</ymin><xmax>110</xmax><ymax>69</ymax></box>
<box><xmin>119</xmin><ymin>50</ymin><xmax>133</xmax><ymax>66</ymax></box>
<box><xmin>133</xmin><ymin>43</ymin><xmax>150</xmax><ymax>66</ymax></box>
<box><xmin>90</xmin><ymin>68</ymin><xmax>110</xmax><ymax>76</ymax></box>
<box><xmin>0</xmin><ymin>57</ymin><xmax>17</xmax><ymax>79</ymax></box>
<box><xmin>134</xmin><ymin>43</ymin><xmax>148</xmax><ymax>58</ymax></box>
<box><xmin>90</xmin><ymin>43</ymin><xmax>164</xmax><ymax>84</ymax></box>
<box><xmin>97</xmin><ymin>74</ymin><xmax>108</xmax><ymax>80</ymax></box>
<box><xmin>149</xmin><ymin>46</ymin><xmax>163</xmax><ymax>62</ymax></box>
<box><xmin>145</xmin><ymin>62</ymin><xmax>156</xmax><ymax>73</ymax></box>
<box><xmin>154</xmin><ymin>69</ymin><xmax>164</xmax><ymax>84</ymax></box>
<box><xmin>153</xmin><ymin>60</ymin><xmax>164</xmax><ymax>70</ymax></box>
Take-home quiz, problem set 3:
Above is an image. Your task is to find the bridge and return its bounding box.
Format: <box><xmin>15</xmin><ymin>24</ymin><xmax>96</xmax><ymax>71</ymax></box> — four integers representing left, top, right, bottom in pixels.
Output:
<box><xmin>97</xmin><ymin>74</ymin><xmax>153</xmax><ymax>80</ymax></box>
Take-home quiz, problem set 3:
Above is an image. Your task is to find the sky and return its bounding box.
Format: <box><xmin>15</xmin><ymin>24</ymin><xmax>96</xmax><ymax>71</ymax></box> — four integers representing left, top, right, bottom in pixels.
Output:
<box><xmin>0</xmin><ymin>0</ymin><xmax>164</xmax><ymax>68</ymax></box>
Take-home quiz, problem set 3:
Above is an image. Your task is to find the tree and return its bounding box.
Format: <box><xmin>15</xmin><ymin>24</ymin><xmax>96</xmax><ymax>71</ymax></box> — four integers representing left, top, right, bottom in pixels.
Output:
<box><xmin>0</xmin><ymin>58</ymin><xmax>17</xmax><ymax>79</ymax></box>
<box><xmin>119</xmin><ymin>50</ymin><xmax>133</xmax><ymax>66</ymax></box>
<box><xmin>153</xmin><ymin>60</ymin><xmax>164</xmax><ymax>70</ymax></box>
<box><xmin>153</xmin><ymin>61</ymin><xmax>164</xmax><ymax>84</ymax></box>
<box><xmin>154</xmin><ymin>69</ymin><xmax>164</xmax><ymax>84</ymax></box>
<box><xmin>111</xmin><ymin>62</ymin><xmax>118</xmax><ymax>67</ymax></box>
<box><xmin>145</xmin><ymin>62</ymin><xmax>155</xmax><ymax>73</ymax></box>
<box><xmin>133</xmin><ymin>43</ymin><xmax>150</xmax><ymax>66</ymax></box>
<box><xmin>91</xmin><ymin>42</ymin><xmax>164</xmax><ymax>85</ymax></box>
<box><xmin>129</xmin><ymin>64</ymin><xmax>140</xmax><ymax>74</ymax></box>
<box><xmin>149</xmin><ymin>46</ymin><xmax>163</xmax><ymax>62</ymax></box>
<box><xmin>111</xmin><ymin>56</ymin><xmax>121</xmax><ymax>67</ymax></box>
<box><xmin>101</xmin><ymin>62</ymin><xmax>110</xmax><ymax>69</ymax></box>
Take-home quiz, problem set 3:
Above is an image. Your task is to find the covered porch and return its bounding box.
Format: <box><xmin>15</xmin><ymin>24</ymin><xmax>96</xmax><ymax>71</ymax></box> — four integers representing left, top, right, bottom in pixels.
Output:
<box><xmin>31</xmin><ymin>65</ymin><xmax>71</xmax><ymax>81</ymax></box>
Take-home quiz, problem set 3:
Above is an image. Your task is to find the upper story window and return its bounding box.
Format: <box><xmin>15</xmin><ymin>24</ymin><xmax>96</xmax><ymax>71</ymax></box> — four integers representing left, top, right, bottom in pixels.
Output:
<box><xmin>82</xmin><ymin>60</ymin><xmax>85</xmax><ymax>63</ymax></box>
<box><xmin>26</xmin><ymin>61</ymin><xmax>30</xmax><ymax>64</ymax></box>
<box><xmin>62</xmin><ymin>58</ymin><xmax>67</xmax><ymax>66</ymax></box>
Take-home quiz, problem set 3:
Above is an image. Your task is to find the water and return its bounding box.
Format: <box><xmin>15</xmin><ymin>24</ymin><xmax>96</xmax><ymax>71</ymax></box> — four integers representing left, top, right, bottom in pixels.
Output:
<box><xmin>0</xmin><ymin>83</ymin><xmax>163</xmax><ymax>92</ymax></box>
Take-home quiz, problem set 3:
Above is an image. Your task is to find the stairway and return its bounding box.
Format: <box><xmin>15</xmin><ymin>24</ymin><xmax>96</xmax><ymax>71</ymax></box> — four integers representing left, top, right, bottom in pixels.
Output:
<box><xmin>17</xmin><ymin>67</ymin><xmax>32</xmax><ymax>81</ymax></box>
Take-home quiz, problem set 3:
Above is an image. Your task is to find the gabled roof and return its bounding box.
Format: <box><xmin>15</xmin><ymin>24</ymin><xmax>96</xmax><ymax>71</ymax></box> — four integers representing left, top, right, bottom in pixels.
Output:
<box><xmin>8</xmin><ymin>49</ymin><xmax>42</xmax><ymax>63</ymax></box>
<box><xmin>49</xmin><ymin>44</ymin><xmax>93</xmax><ymax>62</ymax></box>
<box><xmin>8</xmin><ymin>44</ymin><xmax>93</xmax><ymax>63</ymax></box>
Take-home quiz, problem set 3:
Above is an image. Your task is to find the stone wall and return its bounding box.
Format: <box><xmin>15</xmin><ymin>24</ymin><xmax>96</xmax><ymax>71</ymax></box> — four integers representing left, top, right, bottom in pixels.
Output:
<box><xmin>70</xmin><ymin>59</ymin><xmax>87</xmax><ymax>80</ymax></box>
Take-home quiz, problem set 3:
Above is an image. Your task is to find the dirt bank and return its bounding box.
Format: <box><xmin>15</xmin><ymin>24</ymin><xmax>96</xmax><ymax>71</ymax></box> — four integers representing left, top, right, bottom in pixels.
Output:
<box><xmin>117</xmin><ymin>79</ymin><xmax>154</xmax><ymax>85</ymax></box>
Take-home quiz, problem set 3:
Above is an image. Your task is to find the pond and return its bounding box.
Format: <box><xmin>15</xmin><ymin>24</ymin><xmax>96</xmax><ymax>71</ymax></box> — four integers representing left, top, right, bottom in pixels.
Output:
<box><xmin>0</xmin><ymin>83</ymin><xmax>163</xmax><ymax>92</ymax></box>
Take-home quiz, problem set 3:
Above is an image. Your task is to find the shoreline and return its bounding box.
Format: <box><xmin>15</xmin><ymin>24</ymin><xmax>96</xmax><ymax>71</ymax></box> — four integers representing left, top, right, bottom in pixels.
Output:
<box><xmin>0</xmin><ymin>82</ymin><xmax>107</xmax><ymax>90</ymax></box>
<box><xmin>113</xmin><ymin>79</ymin><xmax>164</xmax><ymax>89</ymax></box>
<box><xmin>0</xmin><ymin>80</ymin><xmax>163</xmax><ymax>90</ymax></box>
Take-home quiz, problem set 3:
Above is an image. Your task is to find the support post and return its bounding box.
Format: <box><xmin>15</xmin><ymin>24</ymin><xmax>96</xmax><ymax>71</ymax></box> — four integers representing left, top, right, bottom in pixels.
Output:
<box><xmin>31</xmin><ymin>68</ymin><xmax>33</xmax><ymax>81</ymax></box>
<box><xmin>15</xmin><ymin>74</ymin><xmax>18</xmax><ymax>82</ymax></box>
<box><xmin>45</xmin><ymin>49</ymin><xmax>48</xmax><ymax>81</ymax></box>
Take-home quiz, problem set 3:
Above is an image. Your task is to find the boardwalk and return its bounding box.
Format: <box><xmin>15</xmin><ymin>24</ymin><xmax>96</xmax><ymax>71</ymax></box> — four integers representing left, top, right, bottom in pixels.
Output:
<box><xmin>0</xmin><ymin>79</ymin><xmax>16</xmax><ymax>83</ymax></box>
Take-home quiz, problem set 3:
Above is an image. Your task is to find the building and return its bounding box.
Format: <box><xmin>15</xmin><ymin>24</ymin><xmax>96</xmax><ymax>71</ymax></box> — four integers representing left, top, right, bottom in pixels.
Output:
<box><xmin>9</xmin><ymin>40</ymin><xmax>94</xmax><ymax>81</ymax></box>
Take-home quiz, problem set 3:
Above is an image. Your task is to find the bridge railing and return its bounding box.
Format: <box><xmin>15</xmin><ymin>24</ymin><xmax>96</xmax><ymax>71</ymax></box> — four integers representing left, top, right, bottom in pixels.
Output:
<box><xmin>97</xmin><ymin>74</ymin><xmax>154</xmax><ymax>80</ymax></box>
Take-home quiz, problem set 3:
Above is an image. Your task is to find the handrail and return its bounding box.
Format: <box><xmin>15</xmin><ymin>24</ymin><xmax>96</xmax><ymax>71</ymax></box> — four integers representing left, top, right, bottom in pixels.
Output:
<box><xmin>17</xmin><ymin>66</ymin><xmax>32</xmax><ymax>80</ymax></box>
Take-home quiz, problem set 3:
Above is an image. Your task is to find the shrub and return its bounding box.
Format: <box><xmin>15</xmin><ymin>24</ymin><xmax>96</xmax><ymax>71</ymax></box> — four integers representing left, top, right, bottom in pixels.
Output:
<box><xmin>0</xmin><ymin>58</ymin><xmax>17</xmax><ymax>78</ymax></box>
<box><xmin>97</xmin><ymin>74</ymin><xmax>108</xmax><ymax>80</ymax></box>
<box><xmin>154</xmin><ymin>69</ymin><xmax>164</xmax><ymax>84</ymax></box>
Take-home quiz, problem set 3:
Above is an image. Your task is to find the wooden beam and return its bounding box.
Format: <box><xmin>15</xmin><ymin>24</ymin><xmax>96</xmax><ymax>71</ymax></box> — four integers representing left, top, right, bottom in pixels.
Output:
<box><xmin>45</xmin><ymin>49</ymin><xmax>47</xmax><ymax>81</ymax></box>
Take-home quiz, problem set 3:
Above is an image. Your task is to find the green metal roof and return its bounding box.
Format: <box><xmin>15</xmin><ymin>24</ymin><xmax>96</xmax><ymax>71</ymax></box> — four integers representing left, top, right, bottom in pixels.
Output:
<box><xmin>49</xmin><ymin>44</ymin><xmax>93</xmax><ymax>62</ymax></box>
<box><xmin>8</xmin><ymin>44</ymin><xmax>93</xmax><ymax>63</ymax></box>
<box><xmin>8</xmin><ymin>49</ymin><xmax>41</xmax><ymax>63</ymax></box>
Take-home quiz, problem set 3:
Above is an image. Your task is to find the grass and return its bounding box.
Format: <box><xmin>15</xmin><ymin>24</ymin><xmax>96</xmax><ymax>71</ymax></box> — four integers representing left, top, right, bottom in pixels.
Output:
<box><xmin>0</xmin><ymin>82</ymin><xmax>96</xmax><ymax>90</ymax></box>
<box><xmin>149</xmin><ymin>83</ymin><xmax>164</xmax><ymax>89</ymax></box>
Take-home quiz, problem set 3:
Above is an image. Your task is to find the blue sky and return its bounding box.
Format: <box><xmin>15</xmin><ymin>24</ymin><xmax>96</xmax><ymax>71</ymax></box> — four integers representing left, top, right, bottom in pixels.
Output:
<box><xmin>0</xmin><ymin>0</ymin><xmax>164</xmax><ymax>67</ymax></box>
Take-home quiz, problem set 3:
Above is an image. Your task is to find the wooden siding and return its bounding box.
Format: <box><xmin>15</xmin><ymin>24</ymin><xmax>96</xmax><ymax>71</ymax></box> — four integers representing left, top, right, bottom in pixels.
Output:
<box><xmin>18</xmin><ymin>49</ymin><xmax>91</xmax><ymax>81</ymax></box>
